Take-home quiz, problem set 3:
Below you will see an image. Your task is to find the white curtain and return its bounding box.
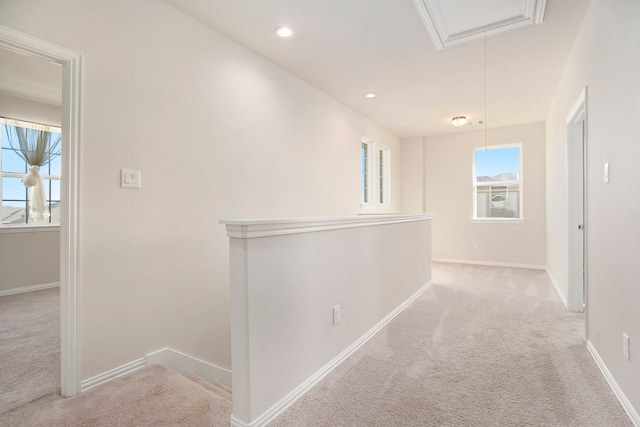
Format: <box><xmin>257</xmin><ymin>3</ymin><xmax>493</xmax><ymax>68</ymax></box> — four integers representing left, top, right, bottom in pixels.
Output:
<box><xmin>22</xmin><ymin>165</ymin><xmax>49</xmax><ymax>221</ymax></box>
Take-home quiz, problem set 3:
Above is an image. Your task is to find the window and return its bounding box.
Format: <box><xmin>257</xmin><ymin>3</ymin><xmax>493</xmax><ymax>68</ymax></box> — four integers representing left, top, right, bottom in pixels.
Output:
<box><xmin>473</xmin><ymin>144</ymin><xmax>522</xmax><ymax>220</ymax></box>
<box><xmin>361</xmin><ymin>139</ymin><xmax>371</xmax><ymax>204</ymax></box>
<box><xmin>1</xmin><ymin>117</ymin><xmax>61</xmax><ymax>226</ymax></box>
<box><xmin>361</xmin><ymin>137</ymin><xmax>391</xmax><ymax>207</ymax></box>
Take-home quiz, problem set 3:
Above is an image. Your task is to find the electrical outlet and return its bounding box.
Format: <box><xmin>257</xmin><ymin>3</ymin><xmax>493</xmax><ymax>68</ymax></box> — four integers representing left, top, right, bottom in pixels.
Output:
<box><xmin>473</xmin><ymin>243</ymin><xmax>479</xmax><ymax>250</ymax></box>
<box><xmin>333</xmin><ymin>305</ymin><xmax>340</xmax><ymax>325</ymax></box>
<box><xmin>623</xmin><ymin>333</ymin><xmax>630</xmax><ymax>361</ymax></box>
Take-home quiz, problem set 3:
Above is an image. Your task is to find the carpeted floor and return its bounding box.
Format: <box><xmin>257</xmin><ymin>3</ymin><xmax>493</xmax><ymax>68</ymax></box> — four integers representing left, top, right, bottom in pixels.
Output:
<box><xmin>0</xmin><ymin>364</ymin><xmax>232</xmax><ymax>426</ymax></box>
<box><xmin>272</xmin><ymin>262</ymin><xmax>633</xmax><ymax>426</ymax></box>
<box><xmin>0</xmin><ymin>287</ymin><xmax>60</xmax><ymax>415</ymax></box>
<box><xmin>0</xmin><ymin>263</ymin><xmax>632</xmax><ymax>426</ymax></box>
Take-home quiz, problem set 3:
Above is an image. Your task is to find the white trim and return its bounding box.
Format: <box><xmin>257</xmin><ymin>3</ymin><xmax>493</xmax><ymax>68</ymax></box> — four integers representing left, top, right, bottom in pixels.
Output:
<box><xmin>146</xmin><ymin>347</ymin><xmax>232</xmax><ymax>389</ymax></box>
<box><xmin>0</xmin><ymin>225</ymin><xmax>60</xmax><ymax>233</ymax></box>
<box><xmin>232</xmin><ymin>281</ymin><xmax>433</xmax><ymax>427</ymax></box>
<box><xmin>412</xmin><ymin>0</ymin><xmax>546</xmax><ymax>51</ymax></box>
<box><xmin>432</xmin><ymin>258</ymin><xmax>546</xmax><ymax>270</ymax></box>
<box><xmin>566</xmin><ymin>86</ymin><xmax>588</xmax><ymax>314</ymax></box>
<box><xmin>360</xmin><ymin>137</ymin><xmax>374</xmax><ymax>206</ymax></box>
<box><xmin>472</xmin><ymin>143</ymin><xmax>524</xmax><ymax>221</ymax></box>
<box><xmin>220</xmin><ymin>214</ymin><xmax>432</xmax><ymax>239</ymax></box>
<box><xmin>586</xmin><ymin>340</ymin><xmax>640</xmax><ymax>426</ymax></box>
<box><xmin>471</xmin><ymin>218</ymin><xmax>526</xmax><ymax>225</ymax></box>
<box><xmin>0</xmin><ymin>282</ymin><xmax>59</xmax><ymax>297</ymax></box>
<box><xmin>81</xmin><ymin>357</ymin><xmax>147</xmax><ymax>392</ymax></box>
<box><xmin>545</xmin><ymin>269</ymin><xmax>568</xmax><ymax>309</ymax></box>
<box><xmin>0</xmin><ymin>24</ymin><xmax>83</xmax><ymax>397</ymax></box>
<box><xmin>80</xmin><ymin>347</ymin><xmax>232</xmax><ymax>393</ymax></box>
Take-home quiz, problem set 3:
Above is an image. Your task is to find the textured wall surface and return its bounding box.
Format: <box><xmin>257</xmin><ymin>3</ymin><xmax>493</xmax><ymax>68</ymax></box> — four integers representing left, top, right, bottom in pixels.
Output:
<box><xmin>545</xmin><ymin>0</ymin><xmax>640</xmax><ymax>416</ymax></box>
<box><xmin>0</xmin><ymin>0</ymin><xmax>402</xmax><ymax>380</ymax></box>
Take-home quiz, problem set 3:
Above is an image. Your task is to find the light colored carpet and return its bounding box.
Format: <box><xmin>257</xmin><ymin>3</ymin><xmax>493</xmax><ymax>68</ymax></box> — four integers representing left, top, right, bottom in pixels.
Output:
<box><xmin>1</xmin><ymin>264</ymin><xmax>631</xmax><ymax>426</ymax></box>
<box><xmin>0</xmin><ymin>287</ymin><xmax>60</xmax><ymax>415</ymax></box>
<box><xmin>271</xmin><ymin>262</ymin><xmax>632</xmax><ymax>426</ymax></box>
<box><xmin>0</xmin><ymin>364</ymin><xmax>232</xmax><ymax>426</ymax></box>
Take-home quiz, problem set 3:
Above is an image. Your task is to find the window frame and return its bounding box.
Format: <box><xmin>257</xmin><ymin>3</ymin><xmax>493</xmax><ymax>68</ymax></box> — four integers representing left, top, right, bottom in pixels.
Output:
<box><xmin>1</xmin><ymin>117</ymin><xmax>62</xmax><ymax>229</ymax></box>
<box><xmin>472</xmin><ymin>143</ymin><xmax>524</xmax><ymax>223</ymax></box>
<box><xmin>361</xmin><ymin>137</ymin><xmax>373</xmax><ymax>205</ymax></box>
<box><xmin>361</xmin><ymin>137</ymin><xmax>392</xmax><ymax>210</ymax></box>
<box><xmin>378</xmin><ymin>144</ymin><xmax>391</xmax><ymax>206</ymax></box>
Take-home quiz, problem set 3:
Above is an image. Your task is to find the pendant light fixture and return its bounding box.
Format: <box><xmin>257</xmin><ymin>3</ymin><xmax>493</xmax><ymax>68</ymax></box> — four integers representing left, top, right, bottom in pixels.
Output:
<box><xmin>483</xmin><ymin>32</ymin><xmax>488</xmax><ymax>150</ymax></box>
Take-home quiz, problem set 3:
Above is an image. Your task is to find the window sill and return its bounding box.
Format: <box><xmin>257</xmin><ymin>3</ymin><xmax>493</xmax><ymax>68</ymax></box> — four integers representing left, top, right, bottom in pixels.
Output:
<box><xmin>0</xmin><ymin>224</ymin><xmax>60</xmax><ymax>234</ymax></box>
<box><xmin>471</xmin><ymin>218</ymin><xmax>526</xmax><ymax>225</ymax></box>
<box><xmin>360</xmin><ymin>203</ymin><xmax>393</xmax><ymax>214</ymax></box>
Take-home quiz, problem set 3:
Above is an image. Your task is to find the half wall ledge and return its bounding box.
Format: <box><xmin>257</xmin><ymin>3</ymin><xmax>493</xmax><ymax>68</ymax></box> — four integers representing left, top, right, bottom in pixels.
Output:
<box><xmin>219</xmin><ymin>213</ymin><xmax>432</xmax><ymax>239</ymax></box>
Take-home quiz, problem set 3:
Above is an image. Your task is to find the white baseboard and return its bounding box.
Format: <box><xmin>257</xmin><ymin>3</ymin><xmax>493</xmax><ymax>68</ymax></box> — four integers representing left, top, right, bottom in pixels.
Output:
<box><xmin>545</xmin><ymin>268</ymin><xmax>568</xmax><ymax>309</ymax></box>
<box><xmin>232</xmin><ymin>280</ymin><xmax>433</xmax><ymax>427</ymax></box>
<box><xmin>0</xmin><ymin>281</ymin><xmax>59</xmax><ymax>297</ymax></box>
<box><xmin>586</xmin><ymin>340</ymin><xmax>640</xmax><ymax>426</ymax></box>
<box><xmin>81</xmin><ymin>357</ymin><xmax>147</xmax><ymax>392</ymax></box>
<box><xmin>146</xmin><ymin>347</ymin><xmax>232</xmax><ymax>388</ymax></box>
<box><xmin>81</xmin><ymin>348</ymin><xmax>232</xmax><ymax>393</ymax></box>
<box><xmin>432</xmin><ymin>258</ymin><xmax>546</xmax><ymax>270</ymax></box>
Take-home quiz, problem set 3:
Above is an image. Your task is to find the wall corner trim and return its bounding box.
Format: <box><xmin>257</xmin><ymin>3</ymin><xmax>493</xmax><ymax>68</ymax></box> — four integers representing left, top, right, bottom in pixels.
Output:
<box><xmin>80</xmin><ymin>348</ymin><xmax>232</xmax><ymax>392</ymax></box>
<box><xmin>81</xmin><ymin>358</ymin><xmax>147</xmax><ymax>392</ymax></box>
<box><xmin>432</xmin><ymin>258</ymin><xmax>546</xmax><ymax>270</ymax></box>
<box><xmin>586</xmin><ymin>340</ymin><xmax>640</xmax><ymax>426</ymax></box>
<box><xmin>234</xmin><ymin>280</ymin><xmax>433</xmax><ymax>427</ymax></box>
<box><xmin>0</xmin><ymin>282</ymin><xmax>59</xmax><ymax>297</ymax></box>
<box><xmin>545</xmin><ymin>269</ymin><xmax>568</xmax><ymax>309</ymax></box>
<box><xmin>146</xmin><ymin>347</ymin><xmax>232</xmax><ymax>388</ymax></box>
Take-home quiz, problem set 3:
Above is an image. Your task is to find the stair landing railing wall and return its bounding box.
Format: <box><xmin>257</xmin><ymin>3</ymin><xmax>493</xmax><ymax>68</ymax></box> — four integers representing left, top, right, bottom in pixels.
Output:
<box><xmin>220</xmin><ymin>214</ymin><xmax>432</xmax><ymax>427</ymax></box>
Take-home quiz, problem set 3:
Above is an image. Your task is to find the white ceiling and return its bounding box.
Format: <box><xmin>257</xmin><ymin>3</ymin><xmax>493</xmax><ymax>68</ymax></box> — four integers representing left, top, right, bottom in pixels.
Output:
<box><xmin>162</xmin><ymin>0</ymin><xmax>590</xmax><ymax>138</ymax></box>
<box><xmin>0</xmin><ymin>1</ymin><xmax>590</xmax><ymax>137</ymax></box>
<box><xmin>0</xmin><ymin>48</ymin><xmax>61</xmax><ymax>106</ymax></box>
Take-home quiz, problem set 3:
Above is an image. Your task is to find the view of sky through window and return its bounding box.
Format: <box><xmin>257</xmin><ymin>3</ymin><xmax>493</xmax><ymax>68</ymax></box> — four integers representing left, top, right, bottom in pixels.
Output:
<box><xmin>475</xmin><ymin>146</ymin><xmax>520</xmax><ymax>179</ymax></box>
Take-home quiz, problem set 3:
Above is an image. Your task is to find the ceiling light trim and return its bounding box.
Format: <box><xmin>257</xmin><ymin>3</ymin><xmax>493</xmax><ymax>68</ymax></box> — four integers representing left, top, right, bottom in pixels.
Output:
<box><xmin>412</xmin><ymin>0</ymin><xmax>547</xmax><ymax>51</ymax></box>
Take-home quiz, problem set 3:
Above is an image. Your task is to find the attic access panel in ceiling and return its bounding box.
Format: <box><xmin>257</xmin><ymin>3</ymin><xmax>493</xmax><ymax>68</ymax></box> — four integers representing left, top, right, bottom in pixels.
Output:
<box><xmin>413</xmin><ymin>0</ymin><xmax>547</xmax><ymax>51</ymax></box>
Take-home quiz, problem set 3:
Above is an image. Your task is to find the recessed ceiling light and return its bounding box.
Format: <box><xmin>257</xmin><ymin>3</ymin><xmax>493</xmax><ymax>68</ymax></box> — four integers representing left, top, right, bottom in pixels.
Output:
<box><xmin>365</xmin><ymin>93</ymin><xmax>377</xmax><ymax>99</ymax></box>
<box><xmin>274</xmin><ymin>26</ymin><xmax>295</xmax><ymax>38</ymax></box>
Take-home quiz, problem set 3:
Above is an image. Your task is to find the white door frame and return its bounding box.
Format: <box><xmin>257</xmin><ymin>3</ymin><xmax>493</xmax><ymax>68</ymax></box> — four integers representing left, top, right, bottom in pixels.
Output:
<box><xmin>0</xmin><ymin>25</ymin><xmax>82</xmax><ymax>396</ymax></box>
<box><xmin>566</xmin><ymin>86</ymin><xmax>588</xmax><ymax>315</ymax></box>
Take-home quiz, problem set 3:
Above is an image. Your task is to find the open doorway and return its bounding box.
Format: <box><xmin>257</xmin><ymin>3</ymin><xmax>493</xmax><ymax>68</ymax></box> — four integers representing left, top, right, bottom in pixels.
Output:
<box><xmin>0</xmin><ymin>25</ymin><xmax>82</xmax><ymax>398</ymax></box>
<box><xmin>0</xmin><ymin>45</ymin><xmax>62</xmax><ymax>414</ymax></box>
<box><xmin>566</xmin><ymin>87</ymin><xmax>588</xmax><ymax>315</ymax></box>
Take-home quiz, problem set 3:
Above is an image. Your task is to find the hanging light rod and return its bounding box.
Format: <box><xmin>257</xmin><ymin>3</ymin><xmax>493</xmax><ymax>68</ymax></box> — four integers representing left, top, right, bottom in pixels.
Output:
<box><xmin>451</xmin><ymin>116</ymin><xmax>467</xmax><ymax>127</ymax></box>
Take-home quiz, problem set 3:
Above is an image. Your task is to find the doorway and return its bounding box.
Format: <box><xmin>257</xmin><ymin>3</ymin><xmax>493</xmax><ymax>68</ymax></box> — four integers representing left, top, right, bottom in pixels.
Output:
<box><xmin>0</xmin><ymin>25</ymin><xmax>82</xmax><ymax>397</ymax></box>
<box><xmin>566</xmin><ymin>87</ymin><xmax>587</xmax><ymax>315</ymax></box>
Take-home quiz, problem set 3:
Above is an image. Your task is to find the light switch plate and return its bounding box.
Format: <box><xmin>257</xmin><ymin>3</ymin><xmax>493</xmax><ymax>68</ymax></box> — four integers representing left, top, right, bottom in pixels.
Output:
<box><xmin>121</xmin><ymin>169</ymin><xmax>141</xmax><ymax>188</ymax></box>
<box><xmin>604</xmin><ymin>162</ymin><xmax>610</xmax><ymax>183</ymax></box>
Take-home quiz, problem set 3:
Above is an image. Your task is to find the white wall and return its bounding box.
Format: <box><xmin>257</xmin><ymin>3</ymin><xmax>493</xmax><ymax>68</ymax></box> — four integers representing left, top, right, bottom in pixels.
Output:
<box><xmin>224</xmin><ymin>215</ymin><xmax>432</xmax><ymax>424</ymax></box>
<box><xmin>0</xmin><ymin>229</ymin><xmax>60</xmax><ymax>292</ymax></box>
<box><xmin>401</xmin><ymin>137</ymin><xmax>424</xmax><ymax>214</ymax></box>
<box><xmin>546</xmin><ymin>0</ymin><xmax>640</xmax><ymax>416</ymax></box>
<box><xmin>0</xmin><ymin>0</ymin><xmax>402</xmax><ymax>381</ymax></box>
<box><xmin>416</xmin><ymin>123</ymin><xmax>545</xmax><ymax>268</ymax></box>
<box><xmin>0</xmin><ymin>93</ymin><xmax>61</xmax><ymax>126</ymax></box>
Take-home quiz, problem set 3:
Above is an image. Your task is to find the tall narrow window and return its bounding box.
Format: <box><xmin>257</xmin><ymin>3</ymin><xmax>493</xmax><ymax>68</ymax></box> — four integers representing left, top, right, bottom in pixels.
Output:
<box><xmin>361</xmin><ymin>138</ymin><xmax>372</xmax><ymax>204</ymax></box>
<box><xmin>1</xmin><ymin>117</ymin><xmax>61</xmax><ymax>225</ymax></box>
<box><xmin>473</xmin><ymin>144</ymin><xmax>522</xmax><ymax>219</ymax></box>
